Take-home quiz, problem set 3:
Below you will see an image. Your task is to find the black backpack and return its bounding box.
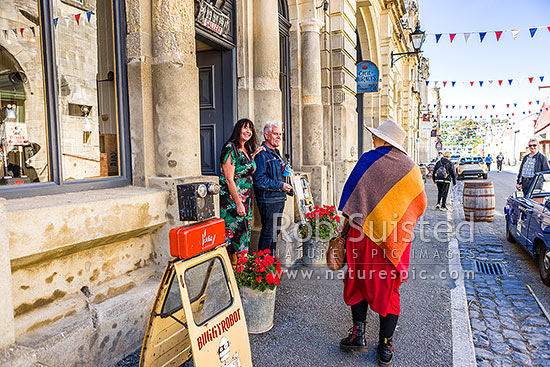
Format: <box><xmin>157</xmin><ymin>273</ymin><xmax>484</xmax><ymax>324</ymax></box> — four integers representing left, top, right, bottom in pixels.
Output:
<box><xmin>434</xmin><ymin>164</ymin><xmax>449</xmax><ymax>180</ymax></box>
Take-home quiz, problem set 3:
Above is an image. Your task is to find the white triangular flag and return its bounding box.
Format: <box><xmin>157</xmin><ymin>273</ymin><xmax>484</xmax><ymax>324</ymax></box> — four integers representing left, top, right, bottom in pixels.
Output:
<box><xmin>488</xmin><ymin>80</ymin><xmax>494</xmax><ymax>84</ymax></box>
<box><xmin>511</xmin><ymin>29</ymin><xmax>520</xmax><ymax>40</ymax></box>
<box><xmin>64</xmin><ymin>16</ymin><xmax>70</xmax><ymax>26</ymax></box>
<box><xmin>434</xmin><ymin>81</ymin><xmax>438</xmax><ymax>87</ymax></box>
<box><xmin>463</xmin><ymin>32</ymin><xmax>471</xmax><ymax>43</ymax></box>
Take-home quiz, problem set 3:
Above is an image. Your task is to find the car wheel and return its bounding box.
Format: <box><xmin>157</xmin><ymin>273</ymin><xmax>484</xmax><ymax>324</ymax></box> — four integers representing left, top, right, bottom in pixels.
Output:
<box><xmin>506</xmin><ymin>217</ymin><xmax>515</xmax><ymax>243</ymax></box>
<box><xmin>539</xmin><ymin>242</ymin><xmax>550</xmax><ymax>286</ymax></box>
<box><xmin>483</xmin><ymin>173</ymin><xmax>488</xmax><ymax>179</ymax></box>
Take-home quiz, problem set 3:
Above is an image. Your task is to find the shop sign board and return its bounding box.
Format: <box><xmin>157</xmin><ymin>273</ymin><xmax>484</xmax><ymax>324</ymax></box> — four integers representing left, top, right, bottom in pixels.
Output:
<box><xmin>3</xmin><ymin>122</ymin><xmax>28</xmax><ymax>145</ymax></box>
<box><xmin>431</xmin><ymin>129</ymin><xmax>437</xmax><ymax>137</ymax></box>
<box><xmin>356</xmin><ymin>61</ymin><xmax>379</xmax><ymax>93</ymax></box>
<box><xmin>436</xmin><ymin>141</ymin><xmax>443</xmax><ymax>151</ymax></box>
<box><xmin>195</xmin><ymin>0</ymin><xmax>231</xmax><ymax>37</ymax></box>
<box><xmin>422</xmin><ymin>113</ymin><xmax>431</xmax><ymax>122</ymax></box>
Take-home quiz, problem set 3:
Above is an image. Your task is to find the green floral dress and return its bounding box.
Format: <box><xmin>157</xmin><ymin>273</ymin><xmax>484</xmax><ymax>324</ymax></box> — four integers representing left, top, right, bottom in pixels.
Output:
<box><xmin>219</xmin><ymin>142</ymin><xmax>256</xmax><ymax>253</ymax></box>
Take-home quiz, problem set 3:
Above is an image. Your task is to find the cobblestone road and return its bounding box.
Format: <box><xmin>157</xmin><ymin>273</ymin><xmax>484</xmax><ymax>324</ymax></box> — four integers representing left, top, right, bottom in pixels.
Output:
<box><xmin>451</xmin><ymin>181</ymin><xmax>550</xmax><ymax>367</ymax></box>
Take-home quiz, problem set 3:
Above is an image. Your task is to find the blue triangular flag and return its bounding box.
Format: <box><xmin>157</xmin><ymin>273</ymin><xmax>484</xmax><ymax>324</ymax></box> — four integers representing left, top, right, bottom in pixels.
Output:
<box><xmin>490</xmin><ymin>115</ymin><xmax>493</xmax><ymax>118</ymax></box>
<box><xmin>53</xmin><ymin>18</ymin><xmax>59</xmax><ymax>27</ymax></box>
<box><xmin>540</xmin><ymin>76</ymin><xmax>545</xmax><ymax>82</ymax></box>
<box><xmin>434</xmin><ymin>104</ymin><xmax>437</xmax><ymax>108</ymax></box>
<box><xmin>426</xmin><ymin>81</ymin><xmax>429</xmax><ymax>86</ymax></box>
<box><xmin>508</xmin><ymin>79</ymin><xmax>513</xmax><ymax>85</ymax></box>
<box><xmin>452</xmin><ymin>81</ymin><xmax>456</xmax><ymax>87</ymax></box>
<box><xmin>479</xmin><ymin>32</ymin><xmax>487</xmax><ymax>42</ymax></box>
<box><xmin>452</xmin><ymin>105</ymin><xmax>455</xmax><ymax>109</ymax></box>
<box><xmin>87</xmin><ymin>11</ymin><xmax>93</xmax><ymax>23</ymax></box>
<box><xmin>435</xmin><ymin>34</ymin><xmax>442</xmax><ymax>43</ymax></box>
<box><xmin>537</xmin><ymin>100</ymin><xmax>540</xmax><ymax>104</ymax></box>
<box><xmin>479</xmin><ymin>81</ymin><xmax>483</xmax><ymax>87</ymax></box>
<box><xmin>514</xmin><ymin>103</ymin><xmax>517</xmax><ymax>107</ymax></box>
<box><xmin>529</xmin><ymin>28</ymin><xmax>537</xmax><ymax>38</ymax></box>
<box><xmin>472</xmin><ymin>106</ymin><xmax>475</xmax><ymax>109</ymax></box>
<box><xmin>492</xmin><ymin>105</ymin><xmax>495</xmax><ymax>109</ymax></box>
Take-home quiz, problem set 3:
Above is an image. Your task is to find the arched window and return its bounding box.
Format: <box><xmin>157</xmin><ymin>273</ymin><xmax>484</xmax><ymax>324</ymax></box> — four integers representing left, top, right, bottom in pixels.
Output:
<box><xmin>279</xmin><ymin>0</ymin><xmax>292</xmax><ymax>159</ymax></box>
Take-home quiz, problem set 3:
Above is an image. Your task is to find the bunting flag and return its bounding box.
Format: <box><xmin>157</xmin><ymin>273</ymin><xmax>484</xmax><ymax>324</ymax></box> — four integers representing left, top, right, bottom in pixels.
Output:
<box><xmin>443</xmin><ymin>81</ymin><xmax>447</xmax><ymax>87</ymax></box>
<box><xmin>452</xmin><ymin>81</ymin><xmax>456</xmax><ymax>87</ymax></box>
<box><xmin>450</xmin><ymin>33</ymin><xmax>456</xmax><ymax>43</ymax></box>
<box><xmin>464</xmin><ymin>33</ymin><xmax>471</xmax><ymax>43</ymax></box>
<box><xmin>495</xmin><ymin>31</ymin><xmax>503</xmax><ymax>41</ymax></box>
<box><xmin>529</xmin><ymin>28</ymin><xmax>537</xmax><ymax>38</ymax></box>
<box><xmin>470</xmin><ymin>81</ymin><xmax>474</xmax><ymax>86</ymax></box>
<box><xmin>479</xmin><ymin>81</ymin><xmax>483</xmax><ymax>87</ymax></box>
<box><xmin>426</xmin><ymin>76</ymin><xmax>547</xmax><ymax>87</ymax></box>
<box><xmin>435</xmin><ymin>34</ymin><xmax>442</xmax><ymax>43</ymax></box>
<box><xmin>508</xmin><ymin>79</ymin><xmax>513</xmax><ymax>85</ymax></box>
<box><xmin>479</xmin><ymin>32</ymin><xmax>487</xmax><ymax>42</ymax></box>
<box><xmin>529</xmin><ymin>77</ymin><xmax>534</xmax><ymax>83</ymax></box>
<box><xmin>511</xmin><ymin>29</ymin><xmax>520</xmax><ymax>40</ymax></box>
<box><xmin>498</xmin><ymin>80</ymin><xmax>503</xmax><ymax>86</ymax></box>
<box><xmin>75</xmin><ymin>14</ymin><xmax>81</xmax><ymax>25</ymax></box>
<box><xmin>540</xmin><ymin>76</ymin><xmax>545</xmax><ymax>82</ymax></box>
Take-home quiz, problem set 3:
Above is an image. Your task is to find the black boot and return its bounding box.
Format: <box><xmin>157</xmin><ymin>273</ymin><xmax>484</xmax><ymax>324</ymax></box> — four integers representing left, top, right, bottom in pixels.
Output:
<box><xmin>377</xmin><ymin>336</ymin><xmax>393</xmax><ymax>366</ymax></box>
<box><xmin>339</xmin><ymin>320</ymin><xmax>367</xmax><ymax>351</ymax></box>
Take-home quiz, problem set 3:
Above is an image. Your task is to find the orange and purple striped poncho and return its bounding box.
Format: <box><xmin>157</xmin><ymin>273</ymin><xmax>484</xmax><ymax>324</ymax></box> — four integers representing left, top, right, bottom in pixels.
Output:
<box><xmin>338</xmin><ymin>146</ymin><xmax>427</xmax><ymax>269</ymax></box>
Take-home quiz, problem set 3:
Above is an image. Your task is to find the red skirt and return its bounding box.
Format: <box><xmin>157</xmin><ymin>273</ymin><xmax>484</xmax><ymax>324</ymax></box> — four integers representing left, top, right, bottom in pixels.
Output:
<box><xmin>343</xmin><ymin>226</ymin><xmax>411</xmax><ymax>316</ymax></box>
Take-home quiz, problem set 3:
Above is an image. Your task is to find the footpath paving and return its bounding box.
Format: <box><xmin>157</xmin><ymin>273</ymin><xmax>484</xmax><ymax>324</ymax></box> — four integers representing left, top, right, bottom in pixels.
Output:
<box><xmin>451</xmin><ymin>183</ymin><xmax>550</xmax><ymax>367</ymax></box>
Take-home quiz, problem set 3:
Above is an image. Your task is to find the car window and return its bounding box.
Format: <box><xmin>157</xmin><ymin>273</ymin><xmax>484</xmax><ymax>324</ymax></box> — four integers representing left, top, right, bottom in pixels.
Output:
<box><xmin>528</xmin><ymin>173</ymin><xmax>550</xmax><ymax>198</ymax></box>
<box><xmin>161</xmin><ymin>273</ymin><xmax>183</xmax><ymax>316</ymax></box>
<box><xmin>184</xmin><ymin>256</ymin><xmax>233</xmax><ymax>325</ymax></box>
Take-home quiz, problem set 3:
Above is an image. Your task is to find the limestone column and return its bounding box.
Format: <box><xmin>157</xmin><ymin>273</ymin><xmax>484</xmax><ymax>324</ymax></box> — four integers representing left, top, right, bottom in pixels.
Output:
<box><xmin>0</xmin><ymin>198</ymin><xmax>15</xmax><ymax>348</ymax></box>
<box><xmin>253</xmin><ymin>0</ymin><xmax>281</xmax><ymax>134</ymax></box>
<box><xmin>300</xmin><ymin>19</ymin><xmax>324</xmax><ymax>166</ymax></box>
<box><xmin>299</xmin><ymin>19</ymin><xmax>327</xmax><ymax>204</ymax></box>
<box><xmin>151</xmin><ymin>0</ymin><xmax>200</xmax><ymax>177</ymax></box>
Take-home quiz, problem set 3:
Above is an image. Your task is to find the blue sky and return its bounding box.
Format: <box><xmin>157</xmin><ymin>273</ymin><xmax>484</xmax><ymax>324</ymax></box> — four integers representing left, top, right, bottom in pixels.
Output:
<box><xmin>418</xmin><ymin>0</ymin><xmax>550</xmax><ymax>123</ymax></box>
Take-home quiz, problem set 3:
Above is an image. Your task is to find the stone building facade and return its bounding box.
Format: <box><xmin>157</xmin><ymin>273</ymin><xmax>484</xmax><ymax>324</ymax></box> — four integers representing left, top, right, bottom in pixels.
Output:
<box><xmin>0</xmin><ymin>0</ymin><xmax>428</xmax><ymax>365</ymax></box>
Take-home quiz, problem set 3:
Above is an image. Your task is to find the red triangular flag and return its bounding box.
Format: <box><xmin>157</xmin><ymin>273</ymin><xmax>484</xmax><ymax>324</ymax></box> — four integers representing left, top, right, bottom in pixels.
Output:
<box><xmin>548</xmin><ymin>26</ymin><xmax>550</xmax><ymax>32</ymax></box>
<box><xmin>20</xmin><ymin>28</ymin><xmax>24</xmax><ymax>37</ymax></box>
<box><xmin>450</xmin><ymin>33</ymin><xmax>456</xmax><ymax>43</ymax></box>
<box><xmin>495</xmin><ymin>31</ymin><xmax>503</xmax><ymax>41</ymax></box>
<box><xmin>470</xmin><ymin>81</ymin><xmax>474</xmax><ymax>86</ymax></box>
<box><xmin>506</xmin><ymin>104</ymin><xmax>510</xmax><ymax>108</ymax></box>
<box><xmin>529</xmin><ymin>77</ymin><xmax>534</xmax><ymax>83</ymax></box>
<box><xmin>529</xmin><ymin>101</ymin><xmax>532</xmax><ymax>105</ymax></box>
<box><xmin>75</xmin><ymin>14</ymin><xmax>81</xmax><ymax>25</ymax></box>
<box><xmin>443</xmin><ymin>81</ymin><xmax>447</xmax><ymax>87</ymax></box>
<box><xmin>465</xmin><ymin>106</ymin><xmax>469</xmax><ymax>109</ymax></box>
<box><xmin>485</xmin><ymin>105</ymin><xmax>488</xmax><ymax>109</ymax></box>
<box><xmin>498</xmin><ymin>80</ymin><xmax>503</xmax><ymax>86</ymax></box>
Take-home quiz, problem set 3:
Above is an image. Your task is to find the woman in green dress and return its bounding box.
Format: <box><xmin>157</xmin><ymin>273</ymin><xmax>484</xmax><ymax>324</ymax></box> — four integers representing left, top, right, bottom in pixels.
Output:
<box><xmin>220</xmin><ymin>119</ymin><xmax>264</xmax><ymax>255</ymax></box>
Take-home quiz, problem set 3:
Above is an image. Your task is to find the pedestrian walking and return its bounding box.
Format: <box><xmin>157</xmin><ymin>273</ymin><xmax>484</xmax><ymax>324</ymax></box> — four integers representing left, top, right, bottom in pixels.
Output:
<box><xmin>496</xmin><ymin>152</ymin><xmax>504</xmax><ymax>172</ymax></box>
<box><xmin>516</xmin><ymin>138</ymin><xmax>550</xmax><ymax>195</ymax></box>
<box><xmin>485</xmin><ymin>154</ymin><xmax>492</xmax><ymax>171</ymax></box>
<box><xmin>432</xmin><ymin>151</ymin><xmax>456</xmax><ymax>211</ymax></box>
<box><xmin>337</xmin><ymin>120</ymin><xmax>427</xmax><ymax>366</ymax></box>
<box><xmin>219</xmin><ymin>119</ymin><xmax>263</xmax><ymax>261</ymax></box>
<box><xmin>253</xmin><ymin>121</ymin><xmax>293</xmax><ymax>254</ymax></box>
<box><xmin>435</xmin><ymin>151</ymin><xmax>443</xmax><ymax>162</ymax></box>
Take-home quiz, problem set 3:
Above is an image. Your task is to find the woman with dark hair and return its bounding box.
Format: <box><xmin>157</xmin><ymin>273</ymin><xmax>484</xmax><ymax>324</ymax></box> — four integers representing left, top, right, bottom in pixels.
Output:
<box><xmin>220</xmin><ymin>118</ymin><xmax>264</xmax><ymax>256</ymax></box>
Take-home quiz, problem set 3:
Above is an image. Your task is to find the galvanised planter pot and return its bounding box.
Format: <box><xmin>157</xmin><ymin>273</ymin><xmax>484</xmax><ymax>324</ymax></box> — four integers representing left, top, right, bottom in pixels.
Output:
<box><xmin>303</xmin><ymin>238</ymin><xmax>330</xmax><ymax>266</ymax></box>
<box><xmin>239</xmin><ymin>286</ymin><xmax>276</xmax><ymax>334</ymax></box>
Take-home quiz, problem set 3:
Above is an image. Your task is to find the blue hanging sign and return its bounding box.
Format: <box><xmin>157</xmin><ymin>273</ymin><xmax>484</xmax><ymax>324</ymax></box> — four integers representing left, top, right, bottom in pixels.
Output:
<box><xmin>356</xmin><ymin>61</ymin><xmax>379</xmax><ymax>93</ymax></box>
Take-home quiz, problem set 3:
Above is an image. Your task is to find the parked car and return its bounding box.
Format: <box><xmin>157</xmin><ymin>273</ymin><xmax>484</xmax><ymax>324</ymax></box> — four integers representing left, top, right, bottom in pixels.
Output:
<box><xmin>457</xmin><ymin>157</ymin><xmax>488</xmax><ymax>180</ymax></box>
<box><xmin>505</xmin><ymin>171</ymin><xmax>550</xmax><ymax>285</ymax></box>
<box><xmin>450</xmin><ymin>154</ymin><xmax>461</xmax><ymax>165</ymax></box>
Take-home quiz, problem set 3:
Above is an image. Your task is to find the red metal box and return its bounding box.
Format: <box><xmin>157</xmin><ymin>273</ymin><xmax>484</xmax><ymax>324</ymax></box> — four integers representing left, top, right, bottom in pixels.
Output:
<box><xmin>169</xmin><ymin>218</ymin><xmax>226</xmax><ymax>259</ymax></box>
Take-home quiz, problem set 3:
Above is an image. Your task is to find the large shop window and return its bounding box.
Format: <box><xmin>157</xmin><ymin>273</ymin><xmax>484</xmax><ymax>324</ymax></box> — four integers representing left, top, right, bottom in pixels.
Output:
<box><xmin>0</xmin><ymin>0</ymin><xmax>129</xmax><ymax>198</ymax></box>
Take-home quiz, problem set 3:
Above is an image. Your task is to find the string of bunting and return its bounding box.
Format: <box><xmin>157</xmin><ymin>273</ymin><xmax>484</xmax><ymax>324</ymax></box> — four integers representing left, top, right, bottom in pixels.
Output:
<box><xmin>426</xmin><ymin>77</ymin><xmax>545</xmax><ymax>87</ymax></box>
<box><xmin>427</xmin><ymin>25</ymin><xmax>550</xmax><ymax>43</ymax></box>
<box><xmin>428</xmin><ymin>101</ymin><xmax>544</xmax><ymax>109</ymax></box>
<box><xmin>1</xmin><ymin>11</ymin><xmax>94</xmax><ymax>41</ymax></box>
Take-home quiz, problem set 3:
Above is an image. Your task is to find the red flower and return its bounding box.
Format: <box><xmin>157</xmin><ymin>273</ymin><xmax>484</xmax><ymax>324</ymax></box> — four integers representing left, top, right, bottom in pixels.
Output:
<box><xmin>266</xmin><ymin>273</ymin><xmax>275</xmax><ymax>284</ymax></box>
<box><xmin>257</xmin><ymin>250</ymin><xmax>264</xmax><ymax>256</ymax></box>
<box><xmin>274</xmin><ymin>276</ymin><xmax>281</xmax><ymax>285</ymax></box>
<box><xmin>256</xmin><ymin>276</ymin><xmax>263</xmax><ymax>282</ymax></box>
<box><xmin>254</xmin><ymin>257</ymin><xmax>262</xmax><ymax>265</ymax></box>
<box><xmin>264</xmin><ymin>249</ymin><xmax>271</xmax><ymax>254</ymax></box>
<box><xmin>225</xmin><ymin>229</ymin><xmax>234</xmax><ymax>239</ymax></box>
<box><xmin>264</xmin><ymin>255</ymin><xmax>274</xmax><ymax>266</ymax></box>
<box><xmin>238</xmin><ymin>256</ymin><xmax>247</xmax><ymax>264</ymax></box>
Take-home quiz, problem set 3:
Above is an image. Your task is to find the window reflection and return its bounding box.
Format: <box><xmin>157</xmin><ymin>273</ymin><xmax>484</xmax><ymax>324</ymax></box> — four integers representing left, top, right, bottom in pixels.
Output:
<box><xmin>0</xmin><ymin>3</ymin><xmax>49</xmax><ymax>185</ymax></box>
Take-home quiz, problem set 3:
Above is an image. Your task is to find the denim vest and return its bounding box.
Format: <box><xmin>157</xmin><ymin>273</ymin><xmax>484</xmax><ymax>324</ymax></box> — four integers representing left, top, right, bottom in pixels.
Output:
<box><xmin>253</xmin><ymin>143</ymin><xmax>287</xmax><ymax>203</ymax></box>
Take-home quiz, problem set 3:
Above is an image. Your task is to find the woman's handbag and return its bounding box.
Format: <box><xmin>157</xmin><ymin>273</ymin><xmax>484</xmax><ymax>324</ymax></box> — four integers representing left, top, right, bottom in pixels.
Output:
<box><xmin>326</xmin><ymin>222</ymin><xmax>350</xmax><ymax>271</ymax></box>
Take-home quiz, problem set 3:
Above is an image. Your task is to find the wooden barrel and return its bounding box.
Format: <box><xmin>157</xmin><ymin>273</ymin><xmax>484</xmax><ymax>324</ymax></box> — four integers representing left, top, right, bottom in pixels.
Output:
<box><xmin>463</xmin><ymin>181</ymin><xmax>495</xmax><ymax>222</ymax></box>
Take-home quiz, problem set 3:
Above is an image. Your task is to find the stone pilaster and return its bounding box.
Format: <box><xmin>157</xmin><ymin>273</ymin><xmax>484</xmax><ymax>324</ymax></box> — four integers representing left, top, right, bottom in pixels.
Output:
<box><xmin>0</xmin><ymin>198</ymin><xmax>15</xmax><ymax>348</ymax></box>
<box><xmin>151</xmin><ymin>0</ymin><xmax>201</xmax><ymax>178</ymax></box>
<box><xmin>253</xmin><ymin>0</ymin><xmax>281</xmax><ymax>134</ymax></box>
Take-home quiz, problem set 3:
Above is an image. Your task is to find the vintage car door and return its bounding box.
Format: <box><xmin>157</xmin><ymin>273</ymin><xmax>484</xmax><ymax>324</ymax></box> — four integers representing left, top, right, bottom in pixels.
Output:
<box><xmin>140</xmin><ymin>260</ymin><xmax>193</xmax><ymax>367</ymax></box>
<box><xmin>174</xmin><ymin>246</ymin><xmax>252</xmax><ymax>367</ymax></box>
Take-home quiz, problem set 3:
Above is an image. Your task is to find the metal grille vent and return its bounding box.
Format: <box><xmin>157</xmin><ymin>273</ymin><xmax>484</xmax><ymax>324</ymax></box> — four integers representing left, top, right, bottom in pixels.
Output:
<box><xmin>473</xmin><ymin>260</ymin><xmax>506</xmax><ymax>275</ymax></box>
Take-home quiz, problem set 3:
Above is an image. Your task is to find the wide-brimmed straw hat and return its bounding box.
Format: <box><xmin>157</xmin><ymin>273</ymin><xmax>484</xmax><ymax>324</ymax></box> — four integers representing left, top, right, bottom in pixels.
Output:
<box><xmin>366</xmin><ymin>120</ymin><xmax>407</xmax><ymax>153</ymax></box>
